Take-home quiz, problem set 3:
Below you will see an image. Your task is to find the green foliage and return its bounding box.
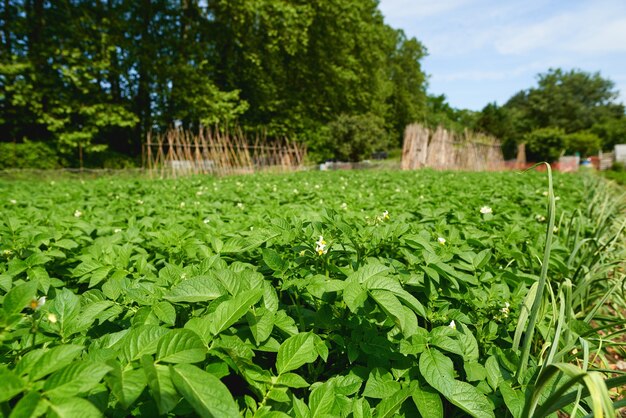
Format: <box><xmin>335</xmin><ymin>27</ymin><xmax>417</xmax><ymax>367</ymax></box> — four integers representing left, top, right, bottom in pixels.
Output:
<box><xmin>425</xmin><ymin>94</ymin><xmax>479</xmax><ymax>133</ymax></box>
<box><xmin>0</xmin><ymin>169</ymin><xmax>624</xmax><ymax>416</ymax></box>
<box><xmin>492</xmin><ymin>69</ymin><xmax>626</xmax><ymax>161</ymax></box>
<box><xmin>524</xmin><ymin>127</ymin><xmax>568</xmax><ymax>162</ymax></box>
<box><xmin>591</xmin><ymin>117</ymin><xmax>626</xmax><ymax>151</ymax></box>
<box><xmin>0</xmin><ymin>141</ymin><xmax>63</xmax><ymax>169</ymax></box>
<box><xmin>602</xmin><ymin>162</ymin><xmax>626</xmax><ymax>185</ymax></box>
<box><xmin>564</xmin><ymin>131</ymin><xmax>602</xmax><ymax>157</ymax></box>
<box><xmin>1</xmin><ymin>0</ymin><xmax>428</xmax><ymax>165</ymax></box>
<box><xmin>505</xmin><ymin>68</ymin><xmax>623</xmax><ymax>134</ymax></box>
<box><xmin>476</xmin><ymin>103</ymin><xmax>517</xmax><ymax>159</ymax></box>
<box><xmin>327</xmin><ymin>113</ymin><xmax>391</xmax><ymax>162</ymax></box>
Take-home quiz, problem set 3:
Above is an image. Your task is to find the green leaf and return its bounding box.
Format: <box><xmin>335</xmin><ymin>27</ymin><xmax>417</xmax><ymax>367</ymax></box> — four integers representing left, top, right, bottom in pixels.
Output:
<box><xmin>7</xmin><ymin>259</ymin><xmax>28</xmax><ymax>279</ymax></box>
<box><xmin>276</xmin><ymin>332</ymin><xmax>318</xmax><ymax>374</ymax></box>
<box><xmin>72</xmin><ymin>259</ymin><xmax>103</xmax><ymax>278</ymax></box>
<box><xmin>88</xmin><ymin>266</ymin><xmax>112</xmax><ymax>288</ymax></box>
<box><xmin>464</xmin><ymin>362</ymin><xmax>487</xmax><ymax>382</ymax></box>
<box><xmin>411</xmin><ymin>382</ymin><xmax>443</xmax><ymax>418</ymax></box>
<box><xmin>141</xmin><ymin>356</ymin><xmax>181</xmax><ymax>415</ymax></box>
<box><xmin>47</xmin><ymin>397</ymin><xmax>102</xmax><ymax>418</ymax></box>
<box><xmin>420</xmin><ymin>348</ymin><xmax>456</xmax><ymax>390</ymax></box>
<box><xmin>164</xmin><ymin>276</ymin><xmax>226</xmax><ymax>303</ymax></box>
<box><xmin>43</xmin><ymin>361</ymin><xmax>112</xmax><ymax>399</ymax></box>
<box><xmin>293</xmin><ymin>395</ymin><xmax>312</xmax><ymax>418</ymax></box>
<box><xmin>120</xmin><ymin>325</ymin><xmax>169</xmax><ymax>363</ymax></box>
<box><xmin>363</xmin><ymin>368</ymin><xmax>401</xmax><ymax>399</ymax></box>
<box><xmin>446</xmin><ymin>379</ymin><xmax>495</xmax><ymax>418</ymax></box>
<box><xmin>420</xmin><ymin>349</ymin><xmax>494</xmax><ymax>418</ymax></box>
<box><xmin>3</xmin><ymin>280</ymin><xmax>38</xmax><ymax>314</ymax></box>
<box><xmin>375</xmin><ymin>386</ymin><xmax>411</xmax><ymax>418</ymax></box>
<box><xmin>343</xmin><ymin>281</ymin><xmax>368</xmax><ymax>312</ymax></box>
<box><xmin>352</xmin><ymin>397</ymin><xmax>372</xmax><ymax>418</ymax></box>
<box><xmin>0</xmin><ymin>366</ymin><xmax>25</xmax><ymax>402</ymax></box>
<box><xmin>263</xmin><ymin>248</ymin><xmax>287</xmax><ymax>272</ymax></box>
<box><xmin>9</xmin><ymin>391</ymin><xmax>41</xmax><ymax>418</ymax></box>
<box><xmin>273</xmin><ymin>310</ymin><xmax>298</xmax><ymax>336</ymax></box>
<box><xmin>209</xmin><ymin>288</ymin><xmax>263</xmax><ymax>335</ymax></box>
<box><xmin>156</xmin><ymin>329</ymin><xmax>207</xmax><ymax>364</ymax></box>
<box><xmin>50</xmin><ymin>288</ymin><xmax>81</xmax><ymax>328</ymax></box>
<box><xmin>499</xmin><ymin>380</ymin><xmax>525</xmax><ymax>417</ymax></box>
<box><xmin>106</xmin><ymin>364</ymin><xmax>147</xmax><ymax>409</ymax></box>
<box><xmin>348</xmin><ymin>262</ymin><xmax>390</xmax><ymax>284</ymax></box>
<box><xmin>28</xmin><ymin>344</ymin><xmax>84</xmax><ymax>381</ymax></box>
<box><xmin>276</xmin><ymin>373</ymin><xmax>310</xmax><ymax>388</ymax></box>
<box><xmin>170</xmin><ymin>363</ymin><xmax>240</xmax><ymax>418</ymax></box>
<box><xmin>309</xmin><ymin>380</ymin><xmax>336</xmax><ymax>417</ymax></box>
<box><xmin>246</xmin><ymin>309</ymin><xmax>275</xmax><ymax>345</ymax></box>
<box><xmin>153</xmin><ymin>301</ymin><xmax>176</xmax><ymax>326</ymax></box>
<box><xmin>485</xmin><ymin>356</ymin><xmax>503</xmax><ymax>390</ymax></box>
<box><xmin>457</xmin><ymin>323</ymin><xmax>480</xmax><ymax>362</ymax></box>
<box><xmin>64</xmin><ymin>301</ymin><xmax>113</xmax><ymax>336</ymax></box>
<box><xmin>54</xmin><ymin>239</ymin><xmax>78</xmax><ymax>250</ymax></box>
<box><xmin>369</xmin><ymin>289</ymin><xmax>408</xmax><ymax>332</ymax></box>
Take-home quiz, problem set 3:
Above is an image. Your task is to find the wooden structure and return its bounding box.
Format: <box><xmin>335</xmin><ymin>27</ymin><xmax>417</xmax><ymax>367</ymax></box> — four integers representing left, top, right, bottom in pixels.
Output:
<box><xmin>401</xmin><ymin>124</ymin><xmax>504</xmax><ymax>171</ymax></box>
<box><xmin>144</xmin><ymin>127</ymin><xmax>306</xmax><ymax>177</ymax></box>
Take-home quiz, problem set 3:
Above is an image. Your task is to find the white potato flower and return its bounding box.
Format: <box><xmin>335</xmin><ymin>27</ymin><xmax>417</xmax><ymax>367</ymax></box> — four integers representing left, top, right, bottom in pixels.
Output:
<box><xmin>480</xmin><ymin>206</ymin><xmax>492</xmax><ymax>214</ymax></box>
<box><xmin>29</xmin><ymin>296</ymin><xmax>46</xmax><ymax>310</ymax></box>
<box><xmin>315</xmin><ymin>236</ymin><xmax>328</xmax><ymax>256</ymax></box>
<box><xmin>438</xmin><ymin>237</ymin><xmax>446</xmax><ymax>245</ymax></box>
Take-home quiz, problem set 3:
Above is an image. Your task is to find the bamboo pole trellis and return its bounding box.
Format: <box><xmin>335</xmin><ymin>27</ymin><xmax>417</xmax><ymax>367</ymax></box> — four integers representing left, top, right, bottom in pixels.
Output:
<box><xmin>401</xmin><ymin>124</ymin><xmax>504</xmax><ymax>171</ymax></box>
<box><xmin>144</xmin><ymin>127</ymin><xmax>307</xmax><ymax>178</ymax></box>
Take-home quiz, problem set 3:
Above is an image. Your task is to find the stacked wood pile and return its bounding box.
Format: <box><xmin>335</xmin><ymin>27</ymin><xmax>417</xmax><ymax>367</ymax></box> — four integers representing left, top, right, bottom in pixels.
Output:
<box><xmin>401</xmin><ymin>124</ymin><xmax>504</xmax><ymax>171</ymax></box>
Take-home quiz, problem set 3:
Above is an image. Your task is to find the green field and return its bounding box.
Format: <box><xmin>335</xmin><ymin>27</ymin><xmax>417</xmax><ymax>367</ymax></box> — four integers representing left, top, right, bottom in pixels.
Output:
<box><xmin>1</xmin><ymin>169</ymin><xmax>625</xmax><ymax>417</ymax></box>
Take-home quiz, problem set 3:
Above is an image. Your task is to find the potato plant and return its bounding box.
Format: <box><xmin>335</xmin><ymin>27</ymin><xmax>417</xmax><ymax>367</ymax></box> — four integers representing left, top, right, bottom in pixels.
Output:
<box><xmin>0</xmin><ymin>169</ymin><xmax>624</xmax><ymax>417</ymax></box>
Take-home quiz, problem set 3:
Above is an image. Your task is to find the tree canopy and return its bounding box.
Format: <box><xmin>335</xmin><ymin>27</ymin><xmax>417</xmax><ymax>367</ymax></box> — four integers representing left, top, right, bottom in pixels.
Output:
<box><xmin>476</xmin><ymin>69</ymin><xmax>625</xmax><ymax>160</ymax></box>
<box><xmin>0</xmin><ymin>0</ymin><xmax>429</xmax><ymax>164</ymax></box>
<box><xmin>2</xmin><ymin>2</ymin><xmax>625</xmax><ymax>167</ymax></box>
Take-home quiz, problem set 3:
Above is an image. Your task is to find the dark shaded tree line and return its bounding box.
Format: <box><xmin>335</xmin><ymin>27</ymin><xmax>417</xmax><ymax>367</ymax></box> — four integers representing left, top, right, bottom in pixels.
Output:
<box><xmin>0</xmin><ymin>0</ymin><xmax>430</xmax><ymax>166</ymax></box>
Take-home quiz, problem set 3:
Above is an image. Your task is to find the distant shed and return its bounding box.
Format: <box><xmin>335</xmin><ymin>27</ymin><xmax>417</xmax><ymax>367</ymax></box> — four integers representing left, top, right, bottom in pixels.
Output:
<box><xmin>616</xmin><ymin>144</ymin><xmax>626</xmax><ymax>165</ymax></box>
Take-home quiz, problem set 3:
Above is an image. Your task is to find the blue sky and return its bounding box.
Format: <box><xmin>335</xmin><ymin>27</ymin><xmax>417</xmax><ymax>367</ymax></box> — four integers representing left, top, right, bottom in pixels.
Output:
<box><xmin>378</xmin><ymin>0</ymin><xmax>626</xmax><ymax>111</ymax></box>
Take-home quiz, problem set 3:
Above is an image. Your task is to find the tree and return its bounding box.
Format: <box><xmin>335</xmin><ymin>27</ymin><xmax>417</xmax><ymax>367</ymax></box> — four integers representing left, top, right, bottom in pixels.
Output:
<box><xmin>524</xmin><ymin>127</ymin><xmax>567</xmax><ymax>162</ymax></box>
<box><xmin>475</xmin><ymin>103</ymin><xmax>517</xmax><ymax>158</ymax></box>
<box><xmin>0</xmin><ymin>0</ymin><xmax>429</xmax><ymax>167</ymax></box>
<box><xmin>385</xmin><ymin>30</ymin><xmax>428</xmax><ymax>145</ymax></box>
<box><xmin>504</xmin><ymin>69</ymin><xmax>624</xmax><ymax>136</ymax></box>
<box><xmin>591</xmin><ymin>118</ymin><xmax>626</xmax><ymax>151</ymax></box>
<box><xmin>327</xmin><ymin>113</ymin><xmax>390</xmax><ymax>162</ymax></box>
<box><xmin>425</xmin><ymin>94</ymin><xmax>479</xmax><ymax>132</ymax></box>
<box><xmin>565</xmin><ymin>131</ymin><xmax>601</xmax><ymax>157</ymax></box>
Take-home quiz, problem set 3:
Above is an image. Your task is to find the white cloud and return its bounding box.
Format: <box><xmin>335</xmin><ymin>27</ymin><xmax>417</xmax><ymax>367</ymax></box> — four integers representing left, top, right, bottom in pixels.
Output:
<box><xmin>494</xmin><ymin>4</ymin><xmax>626</xmax><ymax>55</ymax></box>
<box><xmin>431</xmin><ymin>59</ymin><xmax>564</xmax><ymax>83</ymax></box>
<box><xmin>378</xmin><ymin>0</ymin><xmax>626</xmax><ymax>109</ymax></box>
<box><xmin>572</xmin><ymin>18</ymin><xmax>626</xmax><ymax>53</ymax></box>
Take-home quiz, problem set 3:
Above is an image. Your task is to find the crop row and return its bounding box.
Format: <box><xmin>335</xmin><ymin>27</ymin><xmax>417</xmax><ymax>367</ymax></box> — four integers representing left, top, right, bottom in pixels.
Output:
<box><xmin>0</xmin><ymin>169</ymin><xmax>624</xmax><ymax>417</ymax></box>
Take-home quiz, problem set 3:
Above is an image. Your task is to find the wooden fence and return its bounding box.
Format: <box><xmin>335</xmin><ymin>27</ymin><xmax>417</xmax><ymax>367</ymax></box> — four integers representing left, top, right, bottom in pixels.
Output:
<box><xmin>401</xmin><ymin>124</ymin><xmax>504</xmax><ymax>171</ymax></box>
<box><xmin>143</xmin><ymin>127</ymin><xmax>306</xmax><ymax>177</ymax></box>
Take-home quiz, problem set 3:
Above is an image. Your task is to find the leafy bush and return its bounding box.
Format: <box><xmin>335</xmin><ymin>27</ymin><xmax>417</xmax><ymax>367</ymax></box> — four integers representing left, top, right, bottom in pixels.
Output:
<box><xmin>83</xmin><ymin>150</ymin><xmax>137</xmax><ymax>169</ymax></box>
<box><xmin>591</xmin><ymin>118</ymin><xmax>626</xmax><ymax>151</ymax></box>
<box><xmin>524</xmin><ymin>127</ymin><xmax>567</xmax><ymax>162</ymax></box>
<box><xmin>0</xmin><ymin>141</ymin><xmax>64</xmax><ymax>169</ymax></box>
<box><xmin>327</xmin><ymin>113</ymin><xmax>390</xmax><ymax>162</ymax></box>
<box><xmin>564</xmin><ymin>131</ymin><xmax>601</xmax><ymax>157</ymax></box>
